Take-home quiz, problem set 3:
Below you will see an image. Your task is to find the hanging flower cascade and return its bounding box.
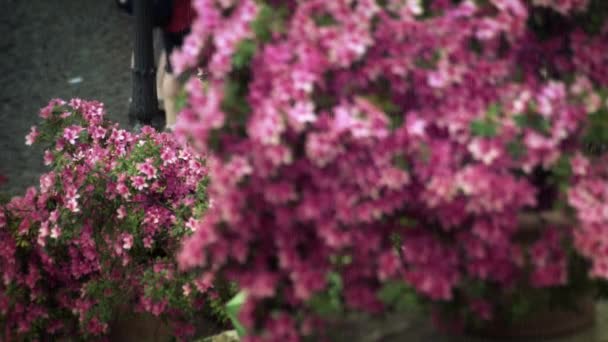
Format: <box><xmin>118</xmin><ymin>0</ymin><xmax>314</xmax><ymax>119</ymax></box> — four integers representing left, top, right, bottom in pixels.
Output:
<box><xmin>170</xmin><ymin>0</ymin><xmax>608</xmax><ymax>340</ymax></box>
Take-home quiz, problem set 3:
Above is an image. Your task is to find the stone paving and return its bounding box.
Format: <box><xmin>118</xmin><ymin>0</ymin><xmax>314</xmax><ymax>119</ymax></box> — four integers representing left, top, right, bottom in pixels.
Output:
<box><xmin>0</xmin><ymin>0</ymin><xmax>133</xmax><ymax>195</ymax></box>
<box><xmin>1</xmin><ymin>1</ymin><xmax>607</xmax><ymax>341</ymax></box>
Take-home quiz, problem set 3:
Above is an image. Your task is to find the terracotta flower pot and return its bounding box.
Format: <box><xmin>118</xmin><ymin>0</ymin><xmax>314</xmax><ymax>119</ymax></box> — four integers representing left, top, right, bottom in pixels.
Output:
<box><xmin>107</xmin><ymin>305</ymin><xmax>230</xmax><ymax>342</ymax></box>
<box><xmin>108</xmin><ymin>311</ymin><xmax>173</xmax><ymax>342</ymax></box>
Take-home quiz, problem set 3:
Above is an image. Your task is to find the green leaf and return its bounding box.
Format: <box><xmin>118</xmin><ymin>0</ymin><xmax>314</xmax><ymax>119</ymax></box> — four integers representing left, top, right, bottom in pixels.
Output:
<box><xmin>392</xmin><ymin>154</ymin><xmax>410</xmax><ymax>171</ymax></box>
<box><xmin>308</xmin><ymin>273</ymin><xmax>343</xmax><ymax>317</ymax></box>
<box><xmin>226</xmin><ymin>291</ymin><xmax>247</xmax><ymax>337</ymax></box>
<box><xmin>486</xmin><ymin>103</ymin><xmax>500</xmax><ymax>119</ymax></box>
<box><xmin>378</xmin><ymin>281</ymin><xmax>420</xmax><ymax>312</ymax></box>
<box><xmin>174</xmin><ymin>89</ymin><xmax>188</xmax><ymax>113</ymax></box>
<box><xmin>313</xmin><ymin>13</ymin><xmax>337</xmax><ymax>27</ymax></box>
<box><xmin>552</xmin><ymin>155</ymin><xmax>572</xmax><ymax>179</ymax></box>
<box><xmin>378</xmin><ymin>281</ymin><xmax>406</xmax><ymax>304</ymax></box>
<box><xmin>506</xmin><ymin>140</ymin><xmax>526</xmax><ymax>160</ymax></box>
<box><xmin>513</xmin><ymin>113</ymin><xmax>551</xmax><ymax>135</ymax></box>
<box><xmin>251</xmin><ymin>3</ymin><xmax>288</xmax><ymax>43</ymax></box>
<box><xmin>470</xmin><ymin>119</ymin><xmax>497</xmax><ymax>137</ymax></box>
<box><xmin>232</xmin><ymin>39</ymin><xmax>257</xmax><ymax>70</ymax></box>
<box><xmin>328</xmin><ymin>272</ymin><xmax>343</xmax><ymax>292</ymax></box>
<box><xmin>398</xmin><ymin>217</ymin><xmax>417</xmax><ymax>228</ymax></box>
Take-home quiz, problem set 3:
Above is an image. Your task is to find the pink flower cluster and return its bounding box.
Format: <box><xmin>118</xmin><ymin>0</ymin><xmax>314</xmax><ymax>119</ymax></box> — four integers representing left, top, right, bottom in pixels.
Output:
<box><xmin>569</xmin><ymin>154</ymin><xmax>608</xmax><ymax>279</ymax></box>
<box><xmin>529</xmin><ymin>228</ymin><xmax>569</xmax><ymax>287</ymax></box>
<box><xmin>0</xmin><ymin>99</ymin><xmax>211</xmax><ymax>340</ymax></box>
<box><xmin>172</xmin><ymin>0</ymin><xmax>608</xmax><ymax>340</ymax></box>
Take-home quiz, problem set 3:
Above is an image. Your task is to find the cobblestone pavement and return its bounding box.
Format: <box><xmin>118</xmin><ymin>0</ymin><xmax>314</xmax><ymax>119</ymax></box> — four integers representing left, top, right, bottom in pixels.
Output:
<box><xmin>0</xmin><ymin>0</ymin><xmax>133</xmax><ymax>195</ymax></box>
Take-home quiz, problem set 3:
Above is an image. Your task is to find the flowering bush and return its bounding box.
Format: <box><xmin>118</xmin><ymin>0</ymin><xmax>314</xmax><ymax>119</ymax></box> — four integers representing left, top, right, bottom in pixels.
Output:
<box><xmin>0</xmin><ymin>99</ymin><xmax>223</xmax><ymax>340</ymax></box>
<box><xmin>170</xmin><ymin>0</ymin><xmax>608</xmax><ymax>340</ymax></box>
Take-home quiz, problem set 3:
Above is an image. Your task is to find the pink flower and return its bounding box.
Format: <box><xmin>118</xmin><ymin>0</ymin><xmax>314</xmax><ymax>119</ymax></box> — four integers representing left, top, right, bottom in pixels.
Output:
<box><xmin>50</xmin><ymin>225</ymin><xmax>61</xmax><ymax>239</ymax></box>
<box><xmin>65</xmin><ymin>187</ymin><xmax>80</xmax><ymax>213</ymax></box>
<box><xmin>63</xmin><ymin>125</ymin><xmax>83</xmax><ymax>145</ymax></box>
<box><xmin>571</xmin><ymin>153</ymin><xmax>589</xmax><ymax>176</ymax></box>
<box><xmin>137</xmin><ymin>158</ymin><xmax>157</xmax><ymax>180</ymax></box>
<box><xmin>194</xmin><ymin>273</ymin><xmax>215</xmax><ymax>293</ymax></box>
<box><xmin>585</xmin><ymin>93</ymin><xmax>602</xmax><ymax>113</ymax></box>
<box><xmin>116</xmin><ymin>205</ymin><xmax>127</xmax><ymax>219</ymax></box>
<box><xmin>130</xmin><ymin>175</ymin><xmax>148</xmax><ymax>191</ymax></box>
<box><xmin>88</xmin><ymin>125</ymin><xmax>106</xmax><ymax>140</ymax></box>
<box><xmin>37</xmin><ymin>222</ymin><xmax>50</xmax><ymax>246</ymax></box>
<box><xmin>378</xmin><ymin>251</ymin><xmax>400</xmax><ymax>280</ymax></box>
<box><xmin>182</xmin><ymin>284</ymin><xmax>192</xmax><ymax>296</ymax></box>
<box><xmin>529</xmin><ymin>228</ymin><xmax>568</xmax><ymax>288</ymax></box>
<box><xmin>43</xmin><ymin>150</ymin><xmax>54</xmax><ymax>166</ymax></box>
<box><xmin>143</xmin><ymin>236</ymin><xmax>154</xmax><ymax>249</ymax></box>
<box><xmin>39</xmin><ymin>172</ymin><xmax>55</xmax><ymax>194</ymax></box>
<box><xmin>25</xmin><ymin>126</ymin><xmax>39</xmax><ymax>146</ymax></box>
<box><xmin>116</xmin><ymin>176</ymin><xmax>131</xmax><ymax>199</ymax></box>
<box><xmin>161</xmin><ymin>147</ymin><xmax>177</xmax><ymax>165</ymax></box>
<box><xmin>121</xmin><ymin>233</ymin><xmax>133</xmax><ymax>250</ymax></box>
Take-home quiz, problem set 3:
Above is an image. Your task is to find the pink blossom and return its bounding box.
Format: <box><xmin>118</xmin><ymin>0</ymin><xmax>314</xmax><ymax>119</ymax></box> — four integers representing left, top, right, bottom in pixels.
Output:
<box><xmin>39</xmin><ymin>172</ymin><xmax>55</xmax><ymax>194</ymax></box>
<box><xmin>65</xmin><ymin>187</ymin><xmax>80</xmax><ymax>213</ymax></box>
<box><xmin>137</xmin><ymin>158</ymin><xmax>157</xmax><ymax>180</ymax></box>
<box><xmin>25</xmin><ymin>126</ymin><xmax>39</xmax><ymax>146</ymax></box>
<box><xmin>121</xmin><ymin>233</ymin><xmax>133</xmax><ymax>250</ymax></box>
<box><xmin>161</xmin><ymin>0</ymin><xmax>608</xmax><ymax>338</ymax></box>
<box><xmin>116</xmin><ymin>205</ymin><xmax>127</xmax><ymax>219</ymax></box>
<box><xmin>182</xmin><ymin>284</ymin><xmax>192</xmax><ymax>296</ymax></box>
<box><xmin>63</xmin><ymin>125</ymin><xmax>83</xmax><ymax>145</ymax></box>
<box><xmin>50</xmin><ymin>225</ymin><xmax>61</xmax><ymax>239</ymax></box>
<box><xmin>43</xmin><ymin>150</ymin><xmax>54</xmax><ymax>166</ymax></box>
<box><xmin>571</xmin><ymin>153</ymin><xmax>589</xmax><ymax>176</ymax></box>
<box><xmin>130</xmin><ymin>175</ymin><xmax>148</xmax><ymax>191</ymax></box>
<box><xmin>194</xmin><ymin>273</ymin><xmax>215</xmax><ymax>293</ymax></box>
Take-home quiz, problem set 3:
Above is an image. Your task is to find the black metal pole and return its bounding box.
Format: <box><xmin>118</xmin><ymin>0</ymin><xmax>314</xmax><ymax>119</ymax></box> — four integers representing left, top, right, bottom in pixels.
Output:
<box><xmin>129</xmin><ymin>0</ymin><xmax>158</xmax><ymax>127</ymax></box>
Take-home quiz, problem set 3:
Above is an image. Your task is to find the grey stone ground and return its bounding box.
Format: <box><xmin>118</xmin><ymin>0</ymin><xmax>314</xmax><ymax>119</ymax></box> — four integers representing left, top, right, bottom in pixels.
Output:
<box><xmin>0</xmin><ymin>0</ymin><xmax>607</xmax><ymax>341</ymax></box>
<box><xmin>0</xmin><ymin>0</ymin><xmax>132</xmax><ymax>195</ymax></box>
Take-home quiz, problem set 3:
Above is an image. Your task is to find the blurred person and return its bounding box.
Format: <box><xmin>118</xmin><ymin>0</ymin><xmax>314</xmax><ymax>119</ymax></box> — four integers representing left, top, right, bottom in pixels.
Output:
<box><xmin>116</xmin><ymin>0</ymin><xmax>194</xmax><ymax>130</ymax></box>
<box><xmin>161</xmin><ymin>0</ymin><xmax>195</xmax><ymax>130</ymax></box>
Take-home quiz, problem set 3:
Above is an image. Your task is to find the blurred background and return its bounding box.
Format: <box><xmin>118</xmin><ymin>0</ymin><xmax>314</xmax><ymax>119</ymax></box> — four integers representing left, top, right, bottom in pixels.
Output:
<box><xmin>0</xmin><ymin>0</ymin><xmax>135</xmax><ymax>195</ymax></box>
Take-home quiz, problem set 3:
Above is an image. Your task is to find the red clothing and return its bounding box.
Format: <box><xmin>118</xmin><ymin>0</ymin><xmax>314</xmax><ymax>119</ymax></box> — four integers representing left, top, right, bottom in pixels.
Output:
<box><xmin>165</xmin><ymin>0</ymin><xmax>195</xmax><ymax>33</ymax></box>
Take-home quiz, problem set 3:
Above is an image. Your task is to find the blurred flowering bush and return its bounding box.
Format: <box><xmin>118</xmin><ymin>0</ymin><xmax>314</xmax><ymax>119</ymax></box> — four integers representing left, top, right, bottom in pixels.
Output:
<box><xmin>0</xmin><ymin>99</ymin><xmax>223</xmax><ymax>340</ymax></box>
<box><xmin>170</xmin><ymin>0</ymin><xmax>608</xmax><ymax>340</ymax></box>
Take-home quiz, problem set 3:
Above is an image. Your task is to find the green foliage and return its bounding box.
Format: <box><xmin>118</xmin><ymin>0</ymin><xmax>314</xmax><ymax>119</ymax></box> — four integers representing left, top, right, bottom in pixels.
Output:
<box><xmin>470</xmin><ymin>104</ymin><xmax>501</xmax><ymax>137</ymax></box>
<box><xmin>397</xmin><ymin>216</ymin><xmax>417</xmax><ymax>228</ymax></box>
<box><xmin>392</xmin><ymin>153</ymin><xmax>410</xmax><ymax>171</ymax></box>
<box><xmin>313</xmin><ymin>13</ymin><xmax>338</xmax><ymax>27</ymax></box>
<box><xmin>506</xmin><ymin>139</ymin><xmax>526</xmax><ymax>160</ymax></box>
<box><xmin>221</xmin><ymin>78</ymin><xmax>251</xmax><ymax>125</ymax></box>
<box><xmin>582</xmin><ymin>91</ymin><xmax>608</xmax><ymax>156</ymax></box>
<box><xmin>251</xmin><ymin>3</ymin><xmax>288</xmax><ymax>43</ymax></box>
<box><xmin>308</xmin><ymin>272</ymin><xmax>344</xmax><ymax>318</ymax></box>
<box><xmin>377</xmin><ymin>281</ymin><xmax>421</xmax><ymax>312</ymax></box>
<box><xmin>175</xmin><ymin>89</ymin><xmax>189</xmax><ymax>113</ymax></box>
<box><xmin>470</xmin><ymin>119</ymin><xmax>498</xmax><ymax>137</ymax></box>
<box><xmin>364</xmin><ymin>93</ymin><xmax>402</xmax><ymax>129</ymax></box>
<box><xmin>548</xmin><ymin>155</ymin><xmax>572</xmax><ymax>197</ymax></box>
<box><xmin>233</xmin><ymin>39</ymin><xmax>257</xmax><ymax>70</ymax></box>
<box><xmin>574</xmin><ymin>0</ymin><xmax>608</xmax><ymax>34</ymax></box>
<box><xmin>514</xmin><ymin>112</ymin><xmax>552</xmax><ymax>135</ymax></box>
<box><xmin>226</xmin><ymin>291</ymin><xmax>247</xmax><ymax>337</ymax></box>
